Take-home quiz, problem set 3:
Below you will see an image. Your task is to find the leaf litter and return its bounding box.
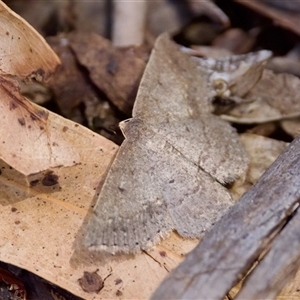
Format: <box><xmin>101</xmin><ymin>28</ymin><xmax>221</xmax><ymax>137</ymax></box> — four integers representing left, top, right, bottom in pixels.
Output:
<box><xmin>1</xmin><ymin>0</ymin><xmax>300</xmax><ymax>298</ymax></box>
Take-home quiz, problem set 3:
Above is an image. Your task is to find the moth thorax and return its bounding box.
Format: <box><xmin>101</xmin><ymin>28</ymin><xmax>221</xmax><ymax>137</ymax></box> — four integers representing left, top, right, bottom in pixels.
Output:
<box><xmin>212</xmin><ymin>78</ymin><xmax>231</xmax><ymax>98</ymax></box>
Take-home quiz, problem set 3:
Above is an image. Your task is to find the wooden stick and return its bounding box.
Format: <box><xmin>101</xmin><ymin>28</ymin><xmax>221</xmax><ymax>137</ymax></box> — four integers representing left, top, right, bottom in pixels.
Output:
<box><xmin>151</xmin><ymin>134</ymin><xmax>300</xmax><ymax>299</ymax></box>
<box><xmin>112</xmin><ymin>0</ymin><xmax>147</xmax><ymax>46</ymax></box>
<box><xmin>235</xmin><ymin>203</ymin><xmax>300</xmax><ymax>299</ymax></box>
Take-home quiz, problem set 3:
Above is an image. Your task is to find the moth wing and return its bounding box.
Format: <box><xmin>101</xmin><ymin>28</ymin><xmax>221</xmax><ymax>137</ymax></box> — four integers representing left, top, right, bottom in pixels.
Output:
<box><xmin>150</xmin><ymin>121</ymin><xmax>233</xmax><ymax>237</ymax></box>
<box><xmin>84</xmin><ymin>119</ymin><xmax>174</xmax><ymax>253</ymax></box>
<box><xmin>155</xmin><ymin>116</ymin><xmax>249</xmax><ymax>185</ymax></box>
<box><xmin>132</xmin><ymin>34</ymin><xmax>212</xmax><ymax>123</ymax></box>
<box><xmin>85</xmin><ymin>119</ymin><xmax>236</xmax><ymax>253</ymax></box>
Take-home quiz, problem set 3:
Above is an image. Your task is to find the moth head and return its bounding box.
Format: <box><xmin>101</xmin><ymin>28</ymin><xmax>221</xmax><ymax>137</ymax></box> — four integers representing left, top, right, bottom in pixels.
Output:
<box><xmin>212</xmin><ymin>78</ymin><xmax>231</xmax><ymax>98</ymax></box>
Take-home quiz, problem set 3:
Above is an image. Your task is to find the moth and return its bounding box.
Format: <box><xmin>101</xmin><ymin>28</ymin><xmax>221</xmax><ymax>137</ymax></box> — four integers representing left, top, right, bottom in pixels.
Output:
<box><xmin>84</xmin><ymin>34</ymin><xmax>261</xmax><ymax>253</ymax></box>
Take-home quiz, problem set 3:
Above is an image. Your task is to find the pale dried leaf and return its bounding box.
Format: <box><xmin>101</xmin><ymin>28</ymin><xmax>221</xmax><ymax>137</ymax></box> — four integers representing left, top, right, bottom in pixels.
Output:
<box><xmin>0</xmin><ymin>0</ymin><xmax>60</xmax><ymax>80</ymax></box>
<box><xmin>0</xmin><ymin>77</ymin><xmax>81</xmax><ymax>176</ymax></box>
<box><xmin>221</xmin><ymin>69</ymin><xmax>300</xmax><ymax>123</ymax></box>
<box><xmin>240</xmin><ymin>133</ymin><xmax>289</xmax><ymax>184</ymax></box>
<box><xmin>230</xmin><ymin>133</ymin><xmax>288</xmax><ymax>201</ymax></box>
<box><xmin>281</xmin><ymin>118</ymin><xmax>300</xmax><ymax>138</ymax></box>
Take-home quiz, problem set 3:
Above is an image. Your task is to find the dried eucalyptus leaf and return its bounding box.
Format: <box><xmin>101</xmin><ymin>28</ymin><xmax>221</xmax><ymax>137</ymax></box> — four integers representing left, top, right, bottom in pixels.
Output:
<box><xmin>0</xmin><ymin>1</ymin><xmax>60</xmax><ymax>80</ymax></box>
<box><xmin>85</xmin><ymin>34</ymin><xmax>249</xmax><ymax>253</ymax></box>
<box><xmin>0</xmin><ymin>77</ymin><xmax>80</xmax><ymax>176</ymax></box>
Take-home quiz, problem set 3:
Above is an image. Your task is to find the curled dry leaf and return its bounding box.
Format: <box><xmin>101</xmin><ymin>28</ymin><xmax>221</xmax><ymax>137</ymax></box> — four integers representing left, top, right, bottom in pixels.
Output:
<box><xmin>84</xmin><ymin>33</ymin><xmax>249</xmax><ymax>254</ymax></box>
<box><xmin>0</xmin><ymin>0</ymin><xmax>60</xmax><ymax>80</ymax></box>
<box><xmin>222</xmin><ymin>69</ymin><xmax>300</xmax><ymax>123</ymax></box>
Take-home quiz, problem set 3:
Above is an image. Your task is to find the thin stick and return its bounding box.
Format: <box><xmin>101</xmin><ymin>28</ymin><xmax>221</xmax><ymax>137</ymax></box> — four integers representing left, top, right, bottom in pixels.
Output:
<box><xmin>112</xmin><ymin>0</ymin><xmax>147</xmax><ymax>46</ymax></box>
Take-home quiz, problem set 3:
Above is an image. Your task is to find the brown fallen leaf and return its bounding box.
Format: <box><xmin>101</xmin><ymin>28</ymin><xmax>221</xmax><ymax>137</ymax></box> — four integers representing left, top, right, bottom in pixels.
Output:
<box><xmin>69</xmin><ymin>32</ymin><xmax>149</xmax><ymax>115</ymax></box>
<box><xmin>0</xmin><ymin>1</ymin><xmax>70</xmax><ymax>177</ymax></box>
<box><xmin>0</xmin><ymin>1</ymin><xmax>60</xmax><ymax>80</ymax></box>
<box><xmin>84</xmin><ymin>33</ymin><xmax>249</xmax><ymax>254</ymax></box>
<box><xmin>46</xmin><ymin>34</ymin><xmax>94</xmax><ymax>119</ymax></box>
<box><xmin>212</xmin><ymin>27</ymin><xmax>256</xmax><ymax>54</ymax></box>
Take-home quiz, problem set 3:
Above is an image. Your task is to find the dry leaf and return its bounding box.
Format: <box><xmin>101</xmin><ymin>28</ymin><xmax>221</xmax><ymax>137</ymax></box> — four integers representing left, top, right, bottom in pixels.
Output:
<box><xmin>0</xmin><ymin>77</ymin><xmax>81</xmax><ymax>176</ymax></box>
<box><xmin>281</xmin><ymin>118</ymin><xmax>300</xmax><ymax>138</ymax></box>
<box><xmin>0</xmin><ymin>106</ymin><xmax>120</xmax><ymax>299</ymax></box>
<box><xmin>84</xmin><ymin>33</ymin><xmax>249</xmax><ymax>254</ymax></box>
<box><xmin>267</xmin><ymin>56</ymin><xmax>300</xmax><ymax>78</ymax></box>
<box><xmin>69</xmin><ymin>32</ymin><xmax>149</xmax><ymax>115</ymax></box>
<box><xmin>212</xmin><ymin>28</ymin><xmax>256</xmax><ymax>54</ymax></box>
<box><xmin>46</xmin><ymin>34</ymin><xmax>98</xmax><ymax>119</ymax></box>
<box><xmin>0</xmin><ymin>1</ymin><xmax>67</xmax><ymax>176</ymax></box>
<box><xmin>240</xmin><ymin>133</ymin><xmax>289</xmax><ymax>184</ymax></box>
<box><xmin>0</xmin><ymin>1</ymin><xmax>60</xmax><ymax>80</ymax></box>
<box><xmin>222</xmin><ymin>69</ymin><xmax>300</xmax><ymax>123</ymax></box>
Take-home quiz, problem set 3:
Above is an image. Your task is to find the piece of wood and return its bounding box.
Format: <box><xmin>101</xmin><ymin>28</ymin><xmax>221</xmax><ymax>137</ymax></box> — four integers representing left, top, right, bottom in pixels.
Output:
<box><xmin>235</xmin><ymin>205</ymin><xmax>300</xmax><ymax>299</ymax></box>
<box><xmin>151</xmin><ymin>134</ymin><xmax>300</xmax><ymax>299</ymax></box>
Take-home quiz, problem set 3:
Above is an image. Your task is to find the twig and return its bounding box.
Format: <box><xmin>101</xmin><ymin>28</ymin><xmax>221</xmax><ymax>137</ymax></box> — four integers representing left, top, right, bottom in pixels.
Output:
<box><xmin>112</xmin><ymin>0</ymin><xmax>147</xmax><ymax>46</ymax></box>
